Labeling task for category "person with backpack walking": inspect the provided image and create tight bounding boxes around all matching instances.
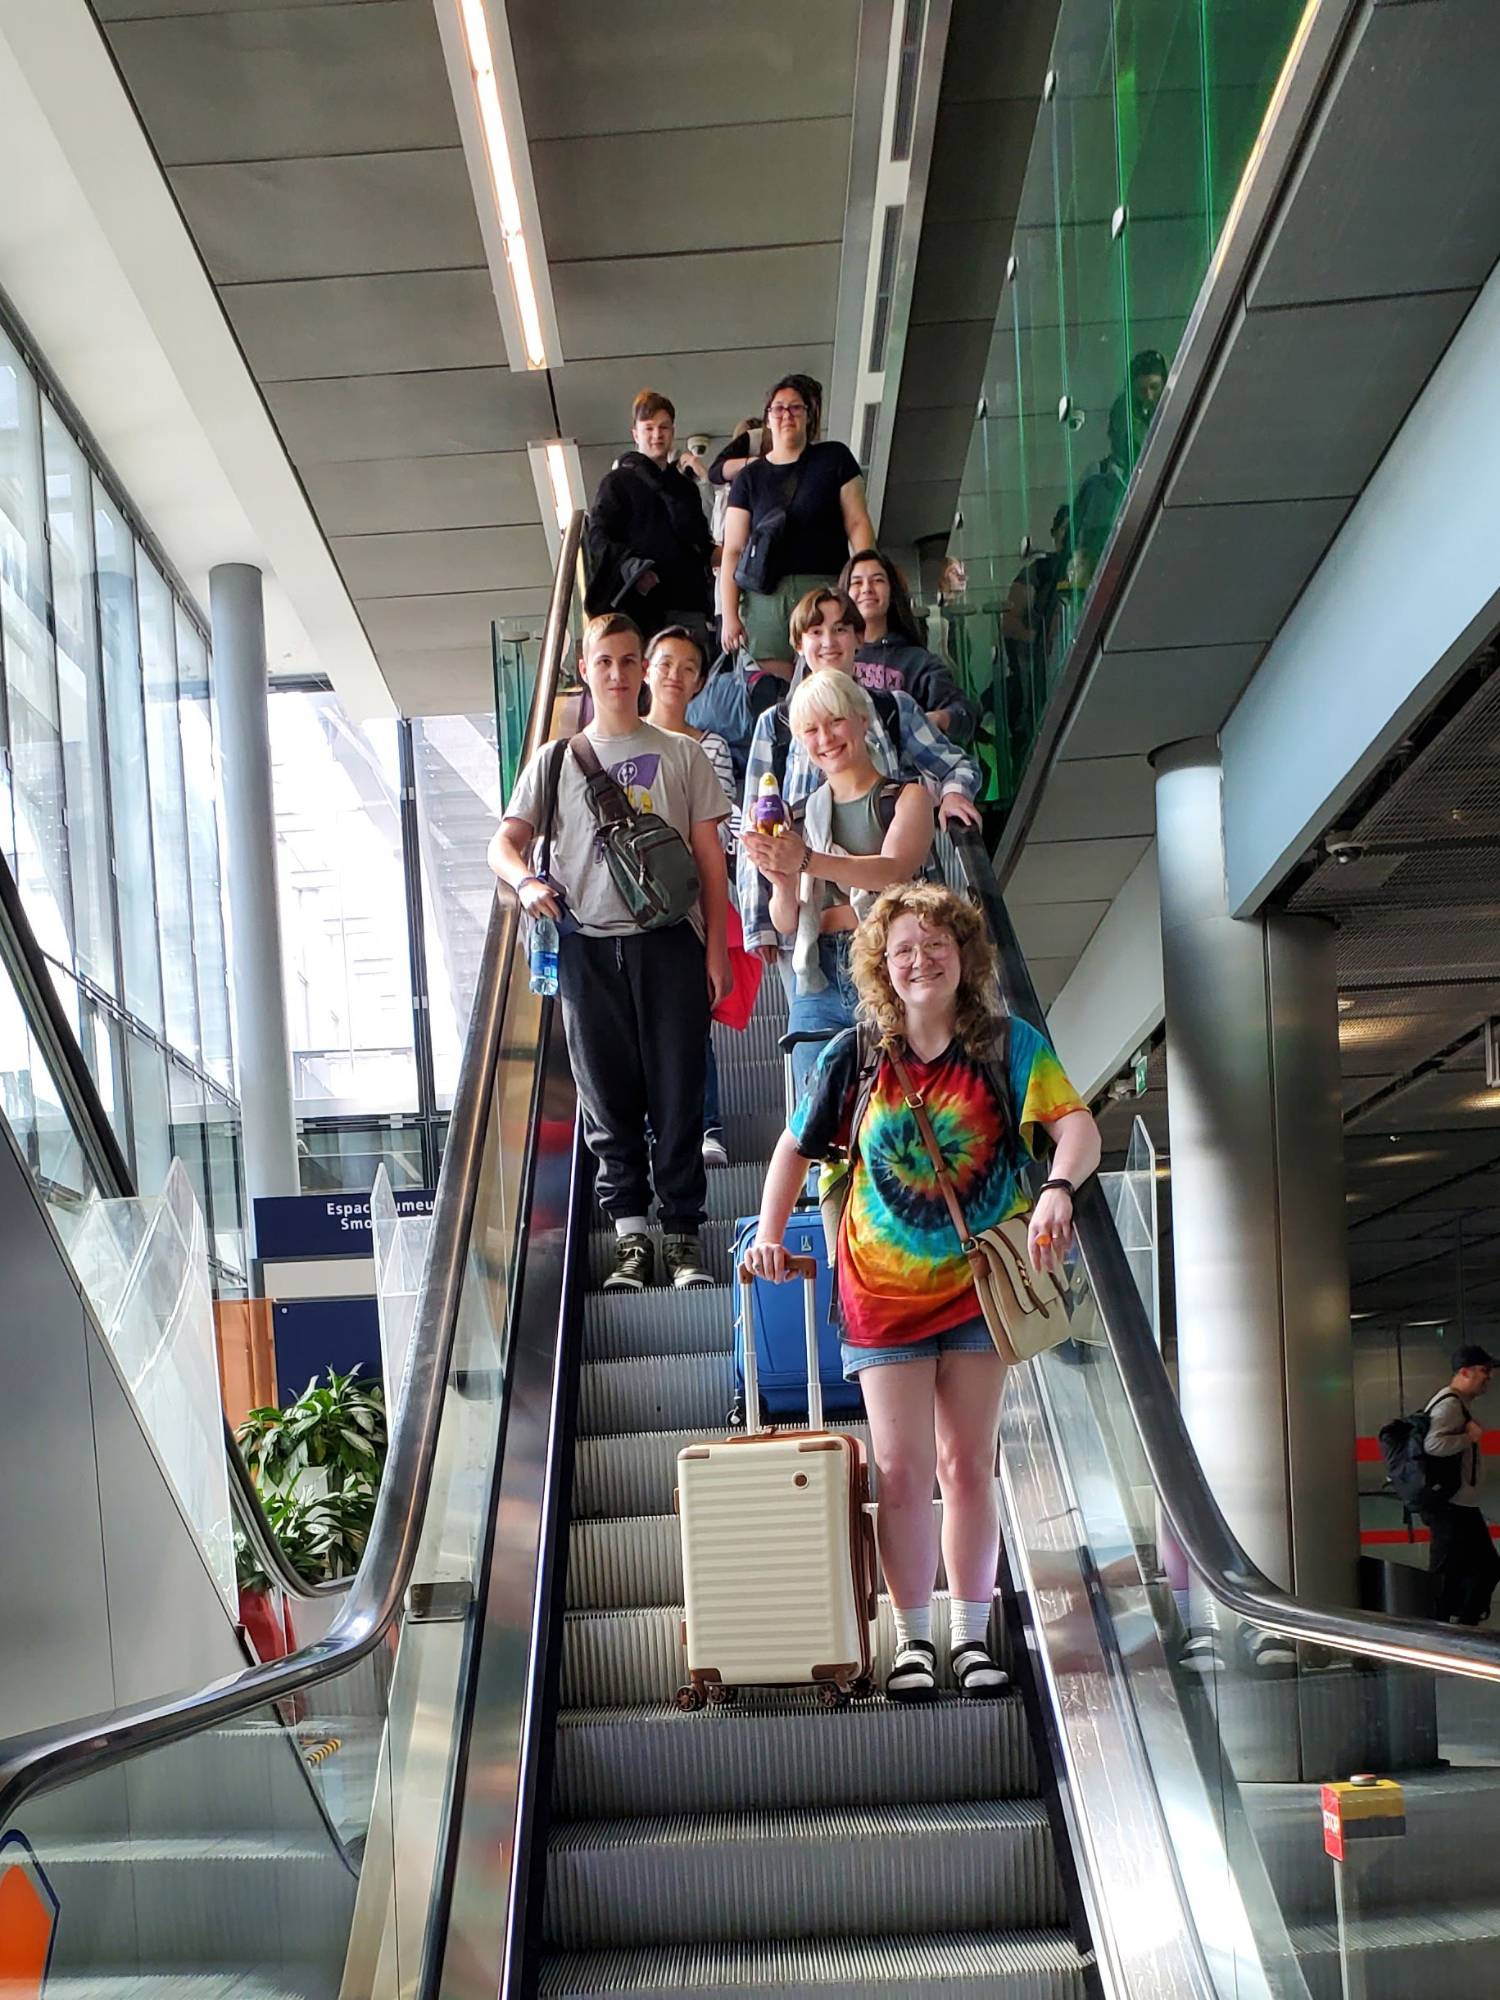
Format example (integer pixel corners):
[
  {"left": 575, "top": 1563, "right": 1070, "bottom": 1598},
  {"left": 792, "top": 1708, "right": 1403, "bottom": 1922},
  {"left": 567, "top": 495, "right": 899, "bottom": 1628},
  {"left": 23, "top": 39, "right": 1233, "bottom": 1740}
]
[
  {"left": 736, "top": 587, "right": 982, "bottom": 970},
  {"left": 1416, "top": 1345, "right": 1499, "bottom": 1625},
  {"left": 719, "top": 375, "right": 875, "bottom": 681},
  {"left": 747, "top": 882, "right": 1100, "bottom": 1700},
  {"left": 488, "top": 613, "right": 731, "bottom": 1293},
  {"left": 585, "top": 389, "right": 714, "bottom": 642},
  {"left": 741, "top": 669, "right": 935, "bottom": 1092}
]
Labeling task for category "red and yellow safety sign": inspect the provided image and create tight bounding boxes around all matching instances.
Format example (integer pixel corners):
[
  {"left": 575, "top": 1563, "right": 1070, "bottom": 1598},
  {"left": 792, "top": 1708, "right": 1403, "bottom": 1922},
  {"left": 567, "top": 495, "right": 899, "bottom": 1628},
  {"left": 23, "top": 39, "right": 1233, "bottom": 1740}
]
[{"left": 1321, "top": 1777, "right": 1405, "bottom": 1863}]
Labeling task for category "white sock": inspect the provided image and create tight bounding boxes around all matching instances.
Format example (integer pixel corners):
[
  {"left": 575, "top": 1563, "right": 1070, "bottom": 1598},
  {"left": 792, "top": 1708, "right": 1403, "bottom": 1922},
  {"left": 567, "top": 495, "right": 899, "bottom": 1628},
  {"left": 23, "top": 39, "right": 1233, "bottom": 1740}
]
[
  {"left": 893, "top": 1601, "right": 933, "bottom": 1648},
  {"left": 950, "top": 1597, "right": 993, "bottom": 1650},
  {"left": 613, "top": 1215, "right": 650, "bottom": 1239}
]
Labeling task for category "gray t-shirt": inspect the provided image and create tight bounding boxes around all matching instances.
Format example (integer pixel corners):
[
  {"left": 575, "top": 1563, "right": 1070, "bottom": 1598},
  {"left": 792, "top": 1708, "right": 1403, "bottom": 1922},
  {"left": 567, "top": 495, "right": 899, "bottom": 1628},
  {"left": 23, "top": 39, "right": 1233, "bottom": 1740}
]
[{"left": 505, "top": 723, "right": 728, "bottom": 938}]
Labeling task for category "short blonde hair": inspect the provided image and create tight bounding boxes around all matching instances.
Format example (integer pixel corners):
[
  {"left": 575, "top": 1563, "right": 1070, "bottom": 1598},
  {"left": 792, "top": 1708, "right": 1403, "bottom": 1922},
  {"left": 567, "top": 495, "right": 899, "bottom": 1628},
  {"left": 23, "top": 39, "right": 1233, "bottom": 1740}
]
[
  {"left": 849, "top": 881, "right": 1005, "bottom": 1060},
  {"left": 788, "top": 666, "right": 874, "bottom": 738}
]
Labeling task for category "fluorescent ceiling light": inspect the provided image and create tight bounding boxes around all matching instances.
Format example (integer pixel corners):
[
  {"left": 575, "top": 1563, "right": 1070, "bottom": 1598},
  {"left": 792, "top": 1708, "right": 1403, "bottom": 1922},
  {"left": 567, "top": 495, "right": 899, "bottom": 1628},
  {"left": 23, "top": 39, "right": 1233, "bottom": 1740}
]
[
  {"left": 527, "top": 440, "right": 585, "bottom": 561},
  {"left": 448, "top": 0, "right": 557, "bottom": 371}
]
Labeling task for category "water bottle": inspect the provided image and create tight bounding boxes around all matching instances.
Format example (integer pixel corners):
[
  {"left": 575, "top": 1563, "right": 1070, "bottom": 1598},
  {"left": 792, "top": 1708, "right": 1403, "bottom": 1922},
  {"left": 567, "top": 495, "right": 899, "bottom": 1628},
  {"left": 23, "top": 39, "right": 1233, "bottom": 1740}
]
[{"left": 528, "top": 913, "right": 560, "bottom": 997}]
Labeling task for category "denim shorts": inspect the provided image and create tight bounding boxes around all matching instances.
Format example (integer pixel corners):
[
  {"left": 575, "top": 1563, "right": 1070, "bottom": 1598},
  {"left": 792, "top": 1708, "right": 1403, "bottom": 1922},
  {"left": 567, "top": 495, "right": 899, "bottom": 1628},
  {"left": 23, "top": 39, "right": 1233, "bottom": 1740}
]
[{"left": 841, "top": 1312, "right": 997, "bottom": 1379}]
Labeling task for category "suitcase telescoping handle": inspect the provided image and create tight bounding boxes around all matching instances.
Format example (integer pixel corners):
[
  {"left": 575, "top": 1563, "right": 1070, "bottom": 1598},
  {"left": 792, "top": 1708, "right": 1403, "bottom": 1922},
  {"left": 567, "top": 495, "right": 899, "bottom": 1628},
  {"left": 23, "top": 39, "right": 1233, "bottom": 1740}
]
[{"left": 737, "top": 1253, "right": 821, "bottom": 1431}]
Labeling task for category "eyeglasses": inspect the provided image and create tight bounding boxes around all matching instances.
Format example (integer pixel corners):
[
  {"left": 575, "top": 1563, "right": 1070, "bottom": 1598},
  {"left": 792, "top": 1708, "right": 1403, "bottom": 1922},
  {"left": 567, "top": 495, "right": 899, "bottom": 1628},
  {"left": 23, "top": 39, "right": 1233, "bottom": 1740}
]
[
  {"left": 768, "top": 401, "right": 806, "bottom": 417},
  {"left": 887, "top": 939, "right": 957, "bottom": 970}
]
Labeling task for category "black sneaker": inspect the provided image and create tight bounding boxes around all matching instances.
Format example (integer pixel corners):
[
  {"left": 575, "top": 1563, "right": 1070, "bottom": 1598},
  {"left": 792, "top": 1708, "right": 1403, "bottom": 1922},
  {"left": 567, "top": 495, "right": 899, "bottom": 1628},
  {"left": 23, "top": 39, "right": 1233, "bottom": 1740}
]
[
  {"left": 604, "top": 1232, "right": 653, "bottom": 1292},
  {"left": 661, "top": 1233, "right": 714, "bottom": 1289}
]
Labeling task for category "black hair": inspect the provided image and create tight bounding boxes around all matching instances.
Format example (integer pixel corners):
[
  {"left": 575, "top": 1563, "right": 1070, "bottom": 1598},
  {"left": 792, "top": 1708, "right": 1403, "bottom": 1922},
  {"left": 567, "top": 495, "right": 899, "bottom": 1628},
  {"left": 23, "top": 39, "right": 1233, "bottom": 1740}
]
[
  {"left": 836, "top": 547, "right": 924, "bottom": 647},
  {"left": 764, "top": 373, "right": 823, "bottom": 443},
  {"left": 645, "top": 623, "right": 707, "bottom": 682}
]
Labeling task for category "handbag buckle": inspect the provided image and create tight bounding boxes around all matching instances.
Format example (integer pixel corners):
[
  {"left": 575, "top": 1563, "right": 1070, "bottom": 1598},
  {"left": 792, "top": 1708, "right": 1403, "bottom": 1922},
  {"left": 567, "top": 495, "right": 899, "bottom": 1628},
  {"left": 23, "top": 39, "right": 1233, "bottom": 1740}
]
[{"left": 903, "top": 1089, "right": 925, "bottom": 1110}]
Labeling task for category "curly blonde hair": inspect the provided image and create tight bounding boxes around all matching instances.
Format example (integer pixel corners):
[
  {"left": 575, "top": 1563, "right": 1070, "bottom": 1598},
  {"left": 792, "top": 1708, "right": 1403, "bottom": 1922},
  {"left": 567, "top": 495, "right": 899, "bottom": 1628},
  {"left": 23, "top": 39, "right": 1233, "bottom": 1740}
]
[{"left": 849, "top": 881, "right": 1005, "bottom": 1058}]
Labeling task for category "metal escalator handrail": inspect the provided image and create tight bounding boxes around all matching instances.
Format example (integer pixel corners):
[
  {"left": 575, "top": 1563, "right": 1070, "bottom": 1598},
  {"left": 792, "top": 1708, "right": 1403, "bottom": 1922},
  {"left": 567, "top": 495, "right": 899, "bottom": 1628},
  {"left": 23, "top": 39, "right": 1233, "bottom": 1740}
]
[
  {"left": 0, "top": 834, "right": 329, "bottom": 1603},
  {"left": 0, "top": 508, "right": 586, "bottom": 1826},
  {"left": 950, "top": 824, "right": 1500, "bottom": 1686}
]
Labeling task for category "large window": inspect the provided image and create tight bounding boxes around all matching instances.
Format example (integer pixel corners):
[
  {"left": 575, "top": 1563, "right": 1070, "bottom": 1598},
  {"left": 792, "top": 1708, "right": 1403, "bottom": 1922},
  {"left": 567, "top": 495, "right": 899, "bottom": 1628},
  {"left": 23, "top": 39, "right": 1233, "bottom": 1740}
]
[
  {"left": 0, "top": 303, "right": 245, "bottom": 1285},
  {"left": 270, "top": 689, "right": 418, "bottom": 1120}
]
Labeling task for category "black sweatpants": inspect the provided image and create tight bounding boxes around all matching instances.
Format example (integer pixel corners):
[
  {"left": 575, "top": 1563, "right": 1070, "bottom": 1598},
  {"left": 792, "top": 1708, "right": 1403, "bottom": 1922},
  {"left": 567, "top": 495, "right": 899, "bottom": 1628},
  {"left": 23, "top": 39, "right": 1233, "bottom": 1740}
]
[
  {"left": 557, "top": 922, "right": 710, "bottom": 1232},
  {"left": 1420, "top": 1501, "right": 1500, "bottom": 1624}
]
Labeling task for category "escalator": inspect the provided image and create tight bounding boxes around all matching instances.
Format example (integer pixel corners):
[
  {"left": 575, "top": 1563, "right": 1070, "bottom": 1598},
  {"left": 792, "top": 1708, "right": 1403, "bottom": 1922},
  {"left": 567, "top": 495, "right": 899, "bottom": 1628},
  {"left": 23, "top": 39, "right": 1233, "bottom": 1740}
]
[{"left": 6, "top": 517, "right": 1500, "bottom": 2000}]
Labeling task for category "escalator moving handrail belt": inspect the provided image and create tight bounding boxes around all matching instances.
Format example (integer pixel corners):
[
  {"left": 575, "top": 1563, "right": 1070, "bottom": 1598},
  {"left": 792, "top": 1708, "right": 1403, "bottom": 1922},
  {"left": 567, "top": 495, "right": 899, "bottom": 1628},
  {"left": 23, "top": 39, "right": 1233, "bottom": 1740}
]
[
  {"left": 0, "top": 508, "right": 587, "bottom": 1825},
  {"left": 949, "top": 825, "right": 1500, "bottom": 1686}
]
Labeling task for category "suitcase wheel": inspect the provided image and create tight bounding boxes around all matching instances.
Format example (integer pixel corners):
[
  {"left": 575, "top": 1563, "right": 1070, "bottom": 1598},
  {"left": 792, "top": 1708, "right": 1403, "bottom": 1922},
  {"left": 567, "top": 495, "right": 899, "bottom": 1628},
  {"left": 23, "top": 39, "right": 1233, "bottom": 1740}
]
[
  {"left": 816, "top": 1682, "right": 851, "bottom": 1710},
  {"left": 705, "top": 1683, "right": 739, "bottom": 1708},
  {"left": 674, "top": 1684, "right": 706, "bottom": 1713},
  {"left": 850, "top": 1674, "right": 877, "bottom": 1701}
]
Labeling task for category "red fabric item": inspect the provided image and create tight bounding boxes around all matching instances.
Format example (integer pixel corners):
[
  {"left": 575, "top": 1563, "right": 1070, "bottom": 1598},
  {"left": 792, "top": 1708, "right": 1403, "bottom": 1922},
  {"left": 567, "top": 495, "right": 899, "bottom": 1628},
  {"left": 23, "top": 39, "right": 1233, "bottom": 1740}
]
[{"left": 712, "top": 903, "right": 763, "bottom": 1031}]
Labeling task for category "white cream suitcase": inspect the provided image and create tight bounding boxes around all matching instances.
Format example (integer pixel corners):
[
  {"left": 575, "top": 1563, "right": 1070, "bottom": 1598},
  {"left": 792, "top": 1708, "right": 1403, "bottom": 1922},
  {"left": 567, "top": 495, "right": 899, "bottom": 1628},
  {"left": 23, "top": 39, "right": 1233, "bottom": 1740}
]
[{"left": 674, "top": 1255, "right": 878, "bottom": 1709}]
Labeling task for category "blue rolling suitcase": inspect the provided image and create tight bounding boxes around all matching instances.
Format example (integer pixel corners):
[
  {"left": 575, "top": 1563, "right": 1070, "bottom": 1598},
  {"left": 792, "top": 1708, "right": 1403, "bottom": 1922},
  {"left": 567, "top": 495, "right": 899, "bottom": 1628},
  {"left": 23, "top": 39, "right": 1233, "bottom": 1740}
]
[{"left": 730, "top": 1212, "right": 863, "bottom": 1422}]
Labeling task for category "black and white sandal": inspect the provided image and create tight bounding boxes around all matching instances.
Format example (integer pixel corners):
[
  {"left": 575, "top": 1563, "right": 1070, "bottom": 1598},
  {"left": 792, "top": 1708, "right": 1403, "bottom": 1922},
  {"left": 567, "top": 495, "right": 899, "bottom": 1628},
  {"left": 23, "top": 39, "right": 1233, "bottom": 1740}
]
[
  {"left": 951, "top": 1640, "right": 1009, "bottom": 1698},
  {"left": 885, "top": 1639, "right": 938, "bottom": 1702}
]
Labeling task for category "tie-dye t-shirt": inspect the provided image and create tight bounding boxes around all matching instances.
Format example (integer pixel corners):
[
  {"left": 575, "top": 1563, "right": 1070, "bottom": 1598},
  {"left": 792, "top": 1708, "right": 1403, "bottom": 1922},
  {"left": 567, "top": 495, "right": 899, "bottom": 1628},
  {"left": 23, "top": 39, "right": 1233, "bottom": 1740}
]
[{"left": 789, "top": 1020, "right": 1084, "bottom": 1347}]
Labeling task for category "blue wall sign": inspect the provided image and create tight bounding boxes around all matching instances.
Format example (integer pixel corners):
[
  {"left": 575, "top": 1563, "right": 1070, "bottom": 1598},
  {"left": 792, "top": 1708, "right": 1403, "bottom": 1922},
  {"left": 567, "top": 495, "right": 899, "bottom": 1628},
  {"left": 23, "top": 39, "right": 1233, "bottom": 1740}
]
[{"left": 254, "top": 1188, "right": 436, "bottom": 1262}]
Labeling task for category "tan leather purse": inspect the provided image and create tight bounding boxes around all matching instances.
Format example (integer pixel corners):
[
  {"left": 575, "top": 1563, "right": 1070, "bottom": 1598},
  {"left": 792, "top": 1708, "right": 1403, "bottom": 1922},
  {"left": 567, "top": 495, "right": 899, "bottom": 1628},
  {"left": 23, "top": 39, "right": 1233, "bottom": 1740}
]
[{"left": 883, "top": 1043, "right": 1069, "bottom": 1367}]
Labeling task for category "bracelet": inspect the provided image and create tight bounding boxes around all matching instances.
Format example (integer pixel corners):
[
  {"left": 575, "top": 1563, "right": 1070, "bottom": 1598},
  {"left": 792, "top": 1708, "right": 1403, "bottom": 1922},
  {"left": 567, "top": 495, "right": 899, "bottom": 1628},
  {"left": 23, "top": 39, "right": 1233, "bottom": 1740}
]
[
  {"left": 517, "top": 874, "right": 545, "bottom": 895},
  {"left": 1040, "top": 1177, "right": 1075, "bottom": 1198}
]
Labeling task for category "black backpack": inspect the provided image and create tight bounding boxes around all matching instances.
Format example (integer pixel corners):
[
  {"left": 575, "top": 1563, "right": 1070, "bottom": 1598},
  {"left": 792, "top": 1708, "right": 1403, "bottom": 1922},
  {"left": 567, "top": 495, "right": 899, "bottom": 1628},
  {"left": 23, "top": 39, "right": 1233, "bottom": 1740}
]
[{"left": 1379, "top": 1391, "right": 1465, "bottom": 1509}]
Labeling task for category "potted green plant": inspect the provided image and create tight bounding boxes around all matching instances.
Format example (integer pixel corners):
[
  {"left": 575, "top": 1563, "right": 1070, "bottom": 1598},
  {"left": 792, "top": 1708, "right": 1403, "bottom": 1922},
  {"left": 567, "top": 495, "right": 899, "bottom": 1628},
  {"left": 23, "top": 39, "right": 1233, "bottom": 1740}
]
[{"left": 234, "top": 1367, "right": 388, "bottom": 1658}]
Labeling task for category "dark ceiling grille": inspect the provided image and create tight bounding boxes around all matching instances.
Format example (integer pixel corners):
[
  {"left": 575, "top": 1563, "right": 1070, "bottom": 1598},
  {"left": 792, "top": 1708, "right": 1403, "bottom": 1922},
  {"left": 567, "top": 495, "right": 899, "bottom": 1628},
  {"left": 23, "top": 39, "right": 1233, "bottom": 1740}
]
[
  {"left": 867, "top": 203, "right": 905, "bottom": 374},
  {"left": 890, "top": 0, "right": 926, "bottom": 162}
]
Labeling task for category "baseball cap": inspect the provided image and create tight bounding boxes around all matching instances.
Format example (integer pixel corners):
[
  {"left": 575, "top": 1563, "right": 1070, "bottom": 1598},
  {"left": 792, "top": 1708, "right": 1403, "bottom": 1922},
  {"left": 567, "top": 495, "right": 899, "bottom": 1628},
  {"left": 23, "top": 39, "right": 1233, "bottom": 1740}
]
[{"left": 1451, "top": 1343, "right": 1496, "bottom": 1372}]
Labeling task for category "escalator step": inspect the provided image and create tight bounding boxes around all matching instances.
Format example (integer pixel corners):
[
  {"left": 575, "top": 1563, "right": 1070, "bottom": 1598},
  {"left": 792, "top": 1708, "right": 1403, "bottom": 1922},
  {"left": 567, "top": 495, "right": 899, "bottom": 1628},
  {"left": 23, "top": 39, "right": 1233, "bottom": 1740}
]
[
  {"left": 553, "top": 1695, "right": 1037, "bottom": 1818},
  {"left": 722, "top": 1107, "right": 786, "bottom": 1160},
  {"left": 583, "top": 1254, "right": 738, "bottom": 1336},
  {"left": 578, "top": 1350, "right": 734, "bottom": 1437},
  {"left": 38, "top": 1979, "right": 328, "bottom": 2000},
  {"left": 561, "top": 1593, "right": 1013, "bottom": 1709},
  {"left": 565, "top": 1505, "right": 956, "bottom": 1611},
  {"left": 539, "top": 1929, "right": 1089, "bottom": 1999},
  {"left": 572, "top": 1423, "right": 871, "bottom": 1520},
  {"left": 543, "top": 1799, "right": 1063, "bottom": 1947}
]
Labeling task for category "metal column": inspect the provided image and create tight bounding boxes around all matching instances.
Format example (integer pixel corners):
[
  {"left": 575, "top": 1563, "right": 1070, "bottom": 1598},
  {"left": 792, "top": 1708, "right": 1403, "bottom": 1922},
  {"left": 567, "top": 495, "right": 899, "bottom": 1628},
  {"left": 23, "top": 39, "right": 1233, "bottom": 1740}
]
[
  {"left": 1153, "top": 738, "right": 1358, "bottom": 1608},
  {"left": 210, "top": 564, "right": 299, "bottom": 1239}
]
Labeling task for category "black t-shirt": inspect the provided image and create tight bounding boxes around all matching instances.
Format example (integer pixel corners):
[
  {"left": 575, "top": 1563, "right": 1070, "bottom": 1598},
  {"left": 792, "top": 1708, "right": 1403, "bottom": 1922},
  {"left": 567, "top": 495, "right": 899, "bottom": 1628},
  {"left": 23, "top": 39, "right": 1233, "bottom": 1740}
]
[{"left": 728, "top": 440, "right": 862, "bottom": 583}]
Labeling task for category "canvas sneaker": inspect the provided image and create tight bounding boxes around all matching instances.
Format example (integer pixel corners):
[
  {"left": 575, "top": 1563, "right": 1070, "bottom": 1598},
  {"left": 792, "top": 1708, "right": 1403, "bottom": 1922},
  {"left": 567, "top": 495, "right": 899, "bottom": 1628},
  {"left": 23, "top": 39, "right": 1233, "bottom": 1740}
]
[
  {"left": 603, "top": 1232, "right": 653, "bottom": 1292},
  {"left": 701, "top": 1129, "right": 730, "bottom": 1170},
  {"left": 661, "top": 1233, "right": 715, "bottom": 1289}
]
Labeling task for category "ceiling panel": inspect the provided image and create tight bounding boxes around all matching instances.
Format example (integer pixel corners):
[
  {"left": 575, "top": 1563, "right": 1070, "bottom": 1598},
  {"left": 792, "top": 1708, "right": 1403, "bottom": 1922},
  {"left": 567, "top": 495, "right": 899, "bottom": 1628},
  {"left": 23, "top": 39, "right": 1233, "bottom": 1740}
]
[
  {"left": 300, "top": 453, "right": 539, "bottom": 538},
  {"left": 380, "top": 647, "right": 517, "bottom": 721},
  {"left": 507, "top": 0, "right": 860, "bottom": 142},
  {"left": 264, "top": 369, "right": 554, "bottom": 463},
  {"left": 333, "top": 526, "right": 551, "bottom": 600},
  {"left": 531, "top": 121, "right": 850, "bottom": 264},
  {"left": 107, "top": 3, "right": 456, "bottom": 164},
  {"left": 552, "top": 346, "right": 830, "bottom": 452},
  {"left": 1028, "top": 756, "right": 1157, "bottom": 844},
  {"left": 1250, "top": 0, "right": 1500, "bottom": 310},
  {"left": 358, "top": 589, "right": 552, "bottom": 653},
  {"left": 171, "top": 151, "right": 484, "bottom": 283},
  {"left": 1167, "top": 290, "right": 1476, "bottom": 508},
  {"left": 1012, "top": 899, "right": 1111, "bottom": 961},
  {"left": 551, "top": 245, "right": 840, "bottom": 361},
  {"left": 1104, "top": 497, "right": 1351, "bottom": 654},
  {"left": 1006, "top": 836, "right": 1151, "bottom": 907},
  {"left": 222, "top": 269, "right": 504, "bottom": 383},
  {"left": 1060, "top": 644, "right": 1263, "bottom": 759}
]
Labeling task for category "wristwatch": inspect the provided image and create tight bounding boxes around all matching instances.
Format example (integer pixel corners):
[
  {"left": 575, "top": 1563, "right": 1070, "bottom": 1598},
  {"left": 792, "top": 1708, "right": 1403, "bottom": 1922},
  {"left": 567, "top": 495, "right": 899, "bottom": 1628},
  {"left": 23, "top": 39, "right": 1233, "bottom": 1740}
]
[{"left": 1039, "top": 1177, "right": 1075, "bottom": 1198}]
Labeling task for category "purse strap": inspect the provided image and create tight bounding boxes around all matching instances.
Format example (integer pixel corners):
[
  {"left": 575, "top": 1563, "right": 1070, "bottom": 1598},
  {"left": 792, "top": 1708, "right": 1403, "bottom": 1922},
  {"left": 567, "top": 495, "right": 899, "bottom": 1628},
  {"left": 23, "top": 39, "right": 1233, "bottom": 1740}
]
[
  {"left": 568, "top": 733, "right": 635, "bottom": 827},
  {"left": 881, "top": 1040, "right": 977, "bottom": 1253}
]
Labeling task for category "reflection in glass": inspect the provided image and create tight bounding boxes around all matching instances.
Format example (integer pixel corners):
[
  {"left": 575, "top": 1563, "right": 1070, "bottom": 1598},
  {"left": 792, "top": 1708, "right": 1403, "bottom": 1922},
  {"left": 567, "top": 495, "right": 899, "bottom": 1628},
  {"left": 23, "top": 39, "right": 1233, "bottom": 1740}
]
[
  {"left": 298, "top": 1122, "right": 426, "bottom": 1196},
  {"left": 43, "top": 406, "right": 116, "bottom": 997},
  {"left": 0, "top": 330, "right": 71, "bottom": 962},
  {"left": 95, "top": 482, "right": 165, "bottom": 1033},
  {"left": 176, "top": 610, "right": 235, "bottom": 1088},
  {"left": 139, "top": 552, "right": 201, "bottom": 1065},
  {"left": 411, "top": 713, "right": 503, "bottom": 1110}
]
